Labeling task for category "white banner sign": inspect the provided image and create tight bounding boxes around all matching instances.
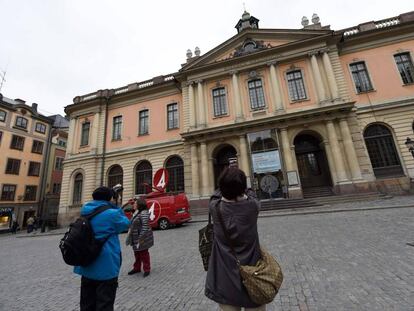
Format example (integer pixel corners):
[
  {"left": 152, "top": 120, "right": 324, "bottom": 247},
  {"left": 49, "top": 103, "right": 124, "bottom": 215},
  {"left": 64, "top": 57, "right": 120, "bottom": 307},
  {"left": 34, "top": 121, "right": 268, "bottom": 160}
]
[{"left": 252, "top": 150, "right": 281, "bottom": 174}]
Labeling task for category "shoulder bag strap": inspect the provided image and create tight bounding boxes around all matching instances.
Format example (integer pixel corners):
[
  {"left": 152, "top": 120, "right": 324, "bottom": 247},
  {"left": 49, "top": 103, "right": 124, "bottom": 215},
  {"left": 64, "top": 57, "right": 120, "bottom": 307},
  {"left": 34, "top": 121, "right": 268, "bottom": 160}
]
[
  {"left": 85, "top": 205, "right": 113, "bottom": 220},
  {"left": 215, "top": 202, "right": 240, "bottom": 266}
]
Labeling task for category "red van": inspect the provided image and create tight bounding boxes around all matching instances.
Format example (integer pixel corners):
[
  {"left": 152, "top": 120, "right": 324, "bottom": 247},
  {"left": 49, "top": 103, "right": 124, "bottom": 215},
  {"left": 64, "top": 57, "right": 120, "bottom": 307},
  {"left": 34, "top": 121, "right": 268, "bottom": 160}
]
[{"left": 123, "top": 191, "right": 191, "bottom": 230}]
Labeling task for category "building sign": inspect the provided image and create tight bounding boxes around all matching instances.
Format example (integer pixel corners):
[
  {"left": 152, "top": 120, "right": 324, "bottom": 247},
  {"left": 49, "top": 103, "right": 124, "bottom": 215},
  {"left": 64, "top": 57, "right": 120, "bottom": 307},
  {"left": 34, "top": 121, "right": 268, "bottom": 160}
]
[{"left": 251, "top": 150, "right": 281, "bottom": 174}]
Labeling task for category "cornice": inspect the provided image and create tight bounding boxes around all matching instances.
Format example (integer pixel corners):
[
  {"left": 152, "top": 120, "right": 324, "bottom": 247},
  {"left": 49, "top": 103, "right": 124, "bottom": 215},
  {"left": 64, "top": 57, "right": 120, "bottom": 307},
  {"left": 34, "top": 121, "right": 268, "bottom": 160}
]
[
  {"left": 181, "top": 101, "right": 355, "bottom": 141},
  {"left": 356, "top": 97, "right": 414, "bottom": 113}
]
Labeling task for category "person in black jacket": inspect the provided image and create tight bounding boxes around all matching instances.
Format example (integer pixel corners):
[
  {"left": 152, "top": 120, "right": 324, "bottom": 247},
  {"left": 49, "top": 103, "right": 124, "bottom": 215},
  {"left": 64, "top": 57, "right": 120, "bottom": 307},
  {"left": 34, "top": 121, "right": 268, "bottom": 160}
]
[{"left": 205, "top": 167, "right": 265, "bottom": 311}]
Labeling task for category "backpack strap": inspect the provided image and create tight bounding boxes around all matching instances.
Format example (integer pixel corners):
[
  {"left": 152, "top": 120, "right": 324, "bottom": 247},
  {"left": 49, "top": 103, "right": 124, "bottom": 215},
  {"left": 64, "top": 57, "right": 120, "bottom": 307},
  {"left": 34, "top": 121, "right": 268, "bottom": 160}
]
[{"left": 85, "top": 205, "right": 113, "bottom": 220}]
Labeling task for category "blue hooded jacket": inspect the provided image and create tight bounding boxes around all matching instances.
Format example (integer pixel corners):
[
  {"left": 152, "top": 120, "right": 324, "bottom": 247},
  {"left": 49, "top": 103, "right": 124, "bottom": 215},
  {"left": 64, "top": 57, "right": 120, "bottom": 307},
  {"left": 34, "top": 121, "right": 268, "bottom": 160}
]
[{"left": 74, "top": 200, "right": 130, "bottom": 280}]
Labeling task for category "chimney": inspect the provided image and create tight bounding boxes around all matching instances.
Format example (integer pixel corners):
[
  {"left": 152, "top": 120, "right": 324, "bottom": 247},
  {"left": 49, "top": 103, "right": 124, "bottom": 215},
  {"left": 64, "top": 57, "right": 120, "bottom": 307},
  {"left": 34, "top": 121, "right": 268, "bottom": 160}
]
[{"left": 31, "top": 103, "right": 38, "bottom": 112}]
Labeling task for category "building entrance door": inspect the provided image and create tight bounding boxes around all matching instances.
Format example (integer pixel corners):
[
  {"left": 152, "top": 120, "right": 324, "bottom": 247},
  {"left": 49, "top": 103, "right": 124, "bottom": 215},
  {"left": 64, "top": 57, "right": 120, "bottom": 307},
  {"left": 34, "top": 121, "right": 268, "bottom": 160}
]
[
  {"left": 294, "top": 134, "right": 332, "bottom": 189},
  {"left": 213, "top": 145, "right": 237, "bottom": 189}
]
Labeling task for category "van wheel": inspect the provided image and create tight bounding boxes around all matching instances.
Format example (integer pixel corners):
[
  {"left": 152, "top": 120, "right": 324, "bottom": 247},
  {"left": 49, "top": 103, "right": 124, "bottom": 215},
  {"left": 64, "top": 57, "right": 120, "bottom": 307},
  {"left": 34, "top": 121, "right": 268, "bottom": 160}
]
[{"left": 158, "top": 218, "right": 170, "bottom": 230}]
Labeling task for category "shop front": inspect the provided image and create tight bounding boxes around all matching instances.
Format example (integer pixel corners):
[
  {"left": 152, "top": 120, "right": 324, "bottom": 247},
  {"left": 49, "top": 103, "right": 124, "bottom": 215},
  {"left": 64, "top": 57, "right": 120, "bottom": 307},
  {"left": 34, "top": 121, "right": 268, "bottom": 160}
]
[{"left": 0, "top": 207, "right": 13, "bottom": 232}]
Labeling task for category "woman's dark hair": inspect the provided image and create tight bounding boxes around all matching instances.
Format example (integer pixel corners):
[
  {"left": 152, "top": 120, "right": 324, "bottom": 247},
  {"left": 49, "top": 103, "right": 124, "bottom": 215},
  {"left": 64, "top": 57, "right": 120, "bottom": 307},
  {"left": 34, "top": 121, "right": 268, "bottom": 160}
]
[
  {"left": 136, "top": 198, "right": 148, "bottom": 212},
  {"left": 218, "top": 167, "right": 247, "bottom": 200}
]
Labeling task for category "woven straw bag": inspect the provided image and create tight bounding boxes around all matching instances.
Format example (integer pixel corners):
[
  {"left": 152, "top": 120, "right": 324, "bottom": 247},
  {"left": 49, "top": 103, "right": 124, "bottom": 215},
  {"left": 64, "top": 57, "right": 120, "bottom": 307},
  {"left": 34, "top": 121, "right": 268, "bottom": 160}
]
[{"left": 239, "top": 247, "right": 283, "bottom": 304}]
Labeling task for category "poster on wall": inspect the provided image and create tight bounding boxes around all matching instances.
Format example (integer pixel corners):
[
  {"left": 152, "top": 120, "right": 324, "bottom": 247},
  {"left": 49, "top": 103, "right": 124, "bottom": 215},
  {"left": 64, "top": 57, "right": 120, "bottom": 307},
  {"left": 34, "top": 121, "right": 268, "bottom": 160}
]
[{"left": 252, "top": 150, "right": 281, "bottom": 174}]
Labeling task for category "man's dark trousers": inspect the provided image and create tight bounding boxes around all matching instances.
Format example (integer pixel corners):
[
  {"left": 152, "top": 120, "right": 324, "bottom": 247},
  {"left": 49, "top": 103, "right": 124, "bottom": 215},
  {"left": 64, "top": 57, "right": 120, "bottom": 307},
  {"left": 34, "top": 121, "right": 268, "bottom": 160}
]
[{"left": 80, "top": 276, "right": 118, "bottom": 311}]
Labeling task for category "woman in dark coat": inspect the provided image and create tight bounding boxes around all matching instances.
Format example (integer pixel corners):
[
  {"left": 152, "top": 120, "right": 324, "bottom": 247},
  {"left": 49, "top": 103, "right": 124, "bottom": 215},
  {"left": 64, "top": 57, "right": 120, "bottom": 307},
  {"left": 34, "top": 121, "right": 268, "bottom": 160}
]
[
  {"left": 127, "top": 198, "right": 154, "bottom": 277},
  {"left": 205, "top": 167, "right": 265, "bottom": 311}
]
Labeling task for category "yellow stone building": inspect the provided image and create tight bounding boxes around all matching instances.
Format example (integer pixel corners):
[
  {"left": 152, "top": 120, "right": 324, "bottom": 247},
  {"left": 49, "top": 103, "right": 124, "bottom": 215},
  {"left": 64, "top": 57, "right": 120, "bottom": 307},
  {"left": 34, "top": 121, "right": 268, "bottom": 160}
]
[
  {"left": 0, "top": 95, "right": 53, "bottom": 230},
  {"left": 58, "top": 11, "right": 414, "bottom": 226}
]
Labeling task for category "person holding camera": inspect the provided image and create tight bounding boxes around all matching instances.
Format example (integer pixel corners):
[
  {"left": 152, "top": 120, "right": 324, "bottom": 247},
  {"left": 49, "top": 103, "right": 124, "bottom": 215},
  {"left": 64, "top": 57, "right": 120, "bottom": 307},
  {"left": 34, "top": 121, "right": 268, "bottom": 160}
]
[
  {"left": 74, "top": 186, "right": 130, "bottom": 311},
  {"left": 205, "top": 167, "right": 265, "bottom": 311},
  {"left": 126, "top": 198, "right": 154, "bottom": 277}
]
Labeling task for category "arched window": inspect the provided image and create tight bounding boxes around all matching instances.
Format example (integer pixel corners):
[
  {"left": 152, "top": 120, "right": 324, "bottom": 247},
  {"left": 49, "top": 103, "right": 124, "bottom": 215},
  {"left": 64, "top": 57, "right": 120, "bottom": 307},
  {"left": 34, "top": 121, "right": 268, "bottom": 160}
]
[
  {"left": 135, "top": 161, "right": 152, "bottom": 194},
  {"left": 165, "top": 156, "right": 184, "bottom": 193},
  {"left": 108, "top": 165, "right": 123, "bottom": 188},
  {"left": 364, "top": 124, "right": 403, "bottom": 177},
  {"left": 73, "top": 173, "right": 83, "bottom": 205}
]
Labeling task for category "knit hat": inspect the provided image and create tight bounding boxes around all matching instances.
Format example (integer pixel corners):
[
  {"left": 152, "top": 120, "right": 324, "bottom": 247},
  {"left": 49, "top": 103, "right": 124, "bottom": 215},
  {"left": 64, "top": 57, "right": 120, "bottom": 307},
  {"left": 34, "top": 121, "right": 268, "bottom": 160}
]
[{"left": 92, "top": 186, "right": 114, "bottom": 201}]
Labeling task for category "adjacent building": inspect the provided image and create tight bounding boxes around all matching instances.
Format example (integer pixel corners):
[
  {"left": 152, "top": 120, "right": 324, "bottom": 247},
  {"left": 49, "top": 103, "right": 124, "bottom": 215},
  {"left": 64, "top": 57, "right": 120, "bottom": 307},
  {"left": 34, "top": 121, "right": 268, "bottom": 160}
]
[
  {"left": 58, "top": 11, "right": 414, "bottom": 226},
  {"left": 0, "top": 94, "right": 53, "bottom": 231},
  {"left": 43, "top": 115, "right": 69, "bottom": 227}
]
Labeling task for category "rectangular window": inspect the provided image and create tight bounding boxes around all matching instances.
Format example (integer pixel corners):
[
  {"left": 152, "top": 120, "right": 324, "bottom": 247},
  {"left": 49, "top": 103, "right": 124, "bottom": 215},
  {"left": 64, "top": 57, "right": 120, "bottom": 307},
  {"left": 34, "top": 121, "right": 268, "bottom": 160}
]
[
  {"left": 55, "top": 157, "right": 64, "bottom": 170},
  {"left": 15, "top": 116, "right": 28, "bottom": 129},
  {"left": 35, "top": 122, "right": 46, "bottom": 134},
  {"left": 0, "top": 131, "right": 2, "bottom": 144},
  {"left": 1, "top": 184, "right": 16, "bottom": 201},
  {"left": 286, "top": 70, "right": 307, "bottom": 101},
  {"left": 31, "top": 140, "right": 44, "bottom": 154},
  {"left": 167, "top": 103, "right": 179, "bottom": 129},
  {"left": 394, "top": 53, "right": 414, "bottom": 84},
  {"left": 6, "top": 158, "right": 21, "bottom": 175},
  {"left": 80, "top": 122, "right": 90, "bottom": 146},
  {"left": 212, "top": 87, "right": 227, "bottom": 117},
  {"left": 10, "top": 135, "right": 25, "bottom": 150},
  {"left": 112, "top": 116, "right": 122, "bottom": 140},
  {"left": 139, "top": 110, "right": 149, "bottom": 135},
  {"left": 24, "top": 185, "right": 37, "bottom": 201},
  {"left": 52, "top": 183, "right": 61, "bottom": 194},
  {"left": 0, "top": 110, "right": 6, "bottom": 122},
  {"left": 28, "top": 161, "right": 41, "bottom": 176},
  {"left": 350, "top": 62, "right": 373, "bottom": 93},
  {"left": 248, "top": 79, "right": 266, "bottom": 110}
]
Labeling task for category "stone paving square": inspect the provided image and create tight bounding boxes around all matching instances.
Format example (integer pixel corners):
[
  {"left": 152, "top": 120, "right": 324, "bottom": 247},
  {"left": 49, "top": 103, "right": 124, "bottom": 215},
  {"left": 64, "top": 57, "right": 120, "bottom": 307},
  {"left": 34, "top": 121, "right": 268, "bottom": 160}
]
[{"left": 1, "top": 207, "right": 414, "bottom": 311}]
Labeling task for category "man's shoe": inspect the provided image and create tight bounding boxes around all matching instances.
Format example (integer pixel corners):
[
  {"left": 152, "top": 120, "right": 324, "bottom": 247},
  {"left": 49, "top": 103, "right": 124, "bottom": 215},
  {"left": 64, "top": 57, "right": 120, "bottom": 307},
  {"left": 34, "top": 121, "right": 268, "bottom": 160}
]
[
  {"left": 143, "top": 271, "right": 150, "bottom": 277},
  {"left": 128, "top": 269, "right": 140, "bottom": 275}
]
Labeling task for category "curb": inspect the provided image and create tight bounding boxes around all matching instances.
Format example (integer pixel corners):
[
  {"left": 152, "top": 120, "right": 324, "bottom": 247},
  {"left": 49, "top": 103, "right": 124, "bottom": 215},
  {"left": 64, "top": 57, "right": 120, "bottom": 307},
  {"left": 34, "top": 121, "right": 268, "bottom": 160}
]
[{"left": 189, "top": 204, "right": 414, "bottom": 223}]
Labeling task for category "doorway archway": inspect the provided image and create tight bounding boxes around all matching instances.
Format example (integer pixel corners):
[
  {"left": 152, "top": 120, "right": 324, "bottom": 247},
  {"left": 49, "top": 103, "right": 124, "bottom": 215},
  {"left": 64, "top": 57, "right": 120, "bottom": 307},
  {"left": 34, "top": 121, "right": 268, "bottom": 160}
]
[
  {"left": 213, "top": 144, "right": 237, "bottom": 188},
  {"left": 294, "top": 133, "right": 332, "bottom": 190}
]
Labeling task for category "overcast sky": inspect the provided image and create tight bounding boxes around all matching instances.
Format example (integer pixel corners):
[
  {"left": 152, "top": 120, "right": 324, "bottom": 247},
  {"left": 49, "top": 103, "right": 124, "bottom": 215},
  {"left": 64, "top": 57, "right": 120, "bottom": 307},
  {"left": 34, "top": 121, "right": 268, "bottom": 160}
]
[{"left": 0, "top": 0, "right": 412, "bottom": 116}]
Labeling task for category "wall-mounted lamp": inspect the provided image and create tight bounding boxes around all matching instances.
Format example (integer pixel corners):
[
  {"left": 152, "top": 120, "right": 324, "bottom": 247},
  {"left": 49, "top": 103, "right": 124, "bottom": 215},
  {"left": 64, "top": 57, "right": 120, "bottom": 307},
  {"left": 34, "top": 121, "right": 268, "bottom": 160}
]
[{"left": 405, "top": 137, "right": 414, "bottom": 158}]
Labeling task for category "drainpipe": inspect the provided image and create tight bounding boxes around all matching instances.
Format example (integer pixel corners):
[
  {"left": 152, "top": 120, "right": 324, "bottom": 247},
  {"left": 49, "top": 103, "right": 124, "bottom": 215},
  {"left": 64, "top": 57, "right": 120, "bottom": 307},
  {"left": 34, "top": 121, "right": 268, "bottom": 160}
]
[
  {"left": 39, "top": 121, "right": 53, "bottom": 232},
  {"left": 100, "top": 92, "right": 110, "bottom": 186}
]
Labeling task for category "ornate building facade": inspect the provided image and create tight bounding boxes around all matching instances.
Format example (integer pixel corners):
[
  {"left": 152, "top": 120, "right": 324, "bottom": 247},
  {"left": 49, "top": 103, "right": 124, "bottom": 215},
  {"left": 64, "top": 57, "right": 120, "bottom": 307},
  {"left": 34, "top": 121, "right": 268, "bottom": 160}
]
[{"left": 58, "top": 11, "right": 414, "bottom": 225}]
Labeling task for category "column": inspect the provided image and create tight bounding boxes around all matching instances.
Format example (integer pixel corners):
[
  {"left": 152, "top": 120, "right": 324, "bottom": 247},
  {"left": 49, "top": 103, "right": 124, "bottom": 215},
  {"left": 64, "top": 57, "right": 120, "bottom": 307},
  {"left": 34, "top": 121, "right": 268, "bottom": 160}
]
[
  {"left": 326, "top": 120, "right": 349, "bottom": 182},
  {"left": 322, "top": 141, "right": 337, "bottom": 184},
  {"left": 200, "top": 142, "right": 210, "bottom": 196},
  {"left": 190, "top": 144, "right": 200, "bottom": 196},
  {"left": 239, "top": 135, "right": 250, "bottom": 176},
  {"left": 280, "top": 128, "right": 294, "bottom": 171},
  {"left": 188, "top": 82, "right": 196, "bottom": 128},
  {"left": 66, "top": 117, "right": 76, "bottom": 155},
  {"left": 322, "top": 52, "right": 339, "bottom": 100},
  {"left": 268, "top": 62, "right": 284, "bottom": 111},
  {"left": 90, "top": 112, "right": 100, "bottom": 151},
  {"left": 339, "top": 118, "right": 363, "bottom": 180},
  {"left": 231, "top": 71, "right": 244, "bottom": 121},
  {"left": 197, "top": 80, "right": 206, "bottom": 127},
  {"left": 309, "top": 53, "right": 327, "bottom": 102}
]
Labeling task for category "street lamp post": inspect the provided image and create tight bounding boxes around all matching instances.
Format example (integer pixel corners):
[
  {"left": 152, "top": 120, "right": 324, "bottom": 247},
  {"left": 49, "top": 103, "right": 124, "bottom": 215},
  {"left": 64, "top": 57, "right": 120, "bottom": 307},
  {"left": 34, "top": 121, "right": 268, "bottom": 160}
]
[{"left": 405, "top": 137, "right": 414, "bottom": 247}]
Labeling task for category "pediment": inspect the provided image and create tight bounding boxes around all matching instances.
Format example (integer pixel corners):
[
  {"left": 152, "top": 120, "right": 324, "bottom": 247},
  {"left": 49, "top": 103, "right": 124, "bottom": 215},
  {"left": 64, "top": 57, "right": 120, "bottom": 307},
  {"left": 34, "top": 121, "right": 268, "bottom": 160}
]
[{"left": 181, "top": 28, "right": 331, "bottom": 71}]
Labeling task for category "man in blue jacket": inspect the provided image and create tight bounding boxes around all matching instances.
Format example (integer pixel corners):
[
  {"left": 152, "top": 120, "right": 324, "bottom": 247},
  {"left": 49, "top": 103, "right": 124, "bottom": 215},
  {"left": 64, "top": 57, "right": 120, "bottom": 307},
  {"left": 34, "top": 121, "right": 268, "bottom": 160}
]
[{"left": 74, "top": 186, "right": 130, "bottom": 311}]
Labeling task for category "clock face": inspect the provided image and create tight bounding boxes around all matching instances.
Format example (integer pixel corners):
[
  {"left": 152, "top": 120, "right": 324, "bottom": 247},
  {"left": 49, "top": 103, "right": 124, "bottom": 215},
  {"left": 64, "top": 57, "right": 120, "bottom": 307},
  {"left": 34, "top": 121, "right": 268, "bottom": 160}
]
[{"left": 260, "top": 175, "right": 279, "bottom": 193}]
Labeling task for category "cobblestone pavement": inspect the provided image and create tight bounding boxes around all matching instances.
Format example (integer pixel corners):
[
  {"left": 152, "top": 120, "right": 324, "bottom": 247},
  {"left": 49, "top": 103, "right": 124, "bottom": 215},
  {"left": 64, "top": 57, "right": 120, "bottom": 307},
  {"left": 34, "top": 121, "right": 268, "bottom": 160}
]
[{"left": 1, "top": 207, "right": 414, "bottom": 311}]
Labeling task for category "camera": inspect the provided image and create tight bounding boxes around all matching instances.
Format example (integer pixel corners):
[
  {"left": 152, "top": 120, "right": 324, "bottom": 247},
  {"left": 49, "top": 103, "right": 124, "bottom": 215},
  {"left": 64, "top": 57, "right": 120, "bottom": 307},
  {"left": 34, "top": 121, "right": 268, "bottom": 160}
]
[{"left": 112, "top": 184, "right": 124, "bottom": 200}]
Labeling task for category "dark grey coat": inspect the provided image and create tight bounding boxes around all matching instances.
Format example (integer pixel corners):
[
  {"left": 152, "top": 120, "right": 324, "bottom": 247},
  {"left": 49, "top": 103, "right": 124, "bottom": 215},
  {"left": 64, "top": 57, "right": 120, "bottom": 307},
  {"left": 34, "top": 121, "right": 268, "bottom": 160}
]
[
  {"left": 130, "top": 210, "right": 154, "bottom": 252},
  {"left": 205, "top": 190, "right": 262, "bottom": 308}
]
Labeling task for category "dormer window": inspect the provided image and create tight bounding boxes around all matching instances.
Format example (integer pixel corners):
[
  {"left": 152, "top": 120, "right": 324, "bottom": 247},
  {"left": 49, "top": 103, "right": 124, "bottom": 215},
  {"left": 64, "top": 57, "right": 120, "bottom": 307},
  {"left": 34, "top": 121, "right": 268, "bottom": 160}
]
[{"left": 15, "top": 116, "right": 28, "bottom": 129}]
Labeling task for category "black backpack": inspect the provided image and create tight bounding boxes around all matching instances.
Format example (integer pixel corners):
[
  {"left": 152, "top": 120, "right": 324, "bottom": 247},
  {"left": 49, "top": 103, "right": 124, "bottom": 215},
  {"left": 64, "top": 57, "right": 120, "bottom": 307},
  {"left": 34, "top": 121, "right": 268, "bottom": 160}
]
[{"left": 59, "top": 205, "right": 112, "bottom": 267}]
